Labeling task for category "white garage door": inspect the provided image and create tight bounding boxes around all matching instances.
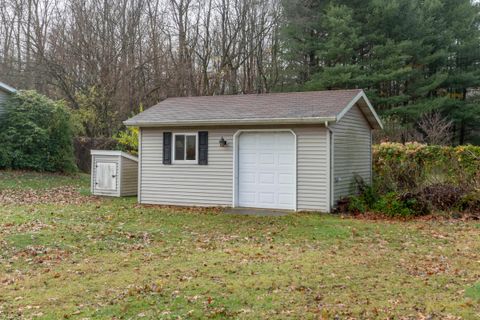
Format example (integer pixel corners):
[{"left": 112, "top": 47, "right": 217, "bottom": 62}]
[{"left": 237, "top": 131, "right": 296, "bottom": 210}]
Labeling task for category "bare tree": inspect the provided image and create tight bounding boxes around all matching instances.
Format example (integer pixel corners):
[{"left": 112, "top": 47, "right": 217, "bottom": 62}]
[
  {"left": 417, "top": 111, "right": 453, "bottom": 145},
  {"left": 0, "top": 0, "right": 284, "bottom": 137}
]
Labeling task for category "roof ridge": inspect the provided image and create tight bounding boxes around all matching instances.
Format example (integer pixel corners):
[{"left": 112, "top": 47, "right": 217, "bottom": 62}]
[{"left": 164, "top": 89, "right": 363, "bottom": 100}]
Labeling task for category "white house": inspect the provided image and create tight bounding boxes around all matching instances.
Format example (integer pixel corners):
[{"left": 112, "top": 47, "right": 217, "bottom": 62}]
[{"left": 124, "top": 89, "right": 383, "bottom": 212}]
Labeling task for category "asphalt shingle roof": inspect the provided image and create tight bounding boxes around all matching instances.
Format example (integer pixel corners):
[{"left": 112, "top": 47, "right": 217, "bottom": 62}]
[{"left": 124, "top": 89, "right": 381, "bottom": 128}]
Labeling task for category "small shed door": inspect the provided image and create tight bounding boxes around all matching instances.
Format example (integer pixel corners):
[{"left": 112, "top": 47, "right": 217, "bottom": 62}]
[{"left": 95, "top": 162, "right": 118, "bottom": 191}]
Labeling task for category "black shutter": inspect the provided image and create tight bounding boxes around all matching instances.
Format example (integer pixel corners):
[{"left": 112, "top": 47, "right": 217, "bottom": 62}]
[
  {"left": 198, "top": 131, "right": 208, "bottom": 165},
  {"left": 163, "top": 132, "right": 172, "bottom": 164}
]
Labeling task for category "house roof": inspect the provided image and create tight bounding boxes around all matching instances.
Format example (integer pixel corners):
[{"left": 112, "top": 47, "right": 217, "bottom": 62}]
[
  {"left": 0, "top": 81, "right": 17, "bottom": 94},
  {"left": 124, "top": 89, "right": 383, "bottom": 129}
]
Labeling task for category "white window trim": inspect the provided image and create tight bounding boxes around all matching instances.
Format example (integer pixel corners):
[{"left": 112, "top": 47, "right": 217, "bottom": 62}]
[{"left": 172, "top": 132, "right": 199, "bottom": 164}]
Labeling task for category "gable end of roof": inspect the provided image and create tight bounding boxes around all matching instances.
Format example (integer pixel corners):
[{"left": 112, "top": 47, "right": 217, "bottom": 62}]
[{"left": 336, "top": 90, "right": 383, "bottom": 130}]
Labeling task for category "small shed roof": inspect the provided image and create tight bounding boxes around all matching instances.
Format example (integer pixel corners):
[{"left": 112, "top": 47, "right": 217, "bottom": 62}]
[
  {"left": 124, "top": 89, "right": 383, "bottom": 129},
  {"left": 91, "top": 150, "right": 138, "bottom": 162},
  {"left": 0, "top": 81, "right": 17, "bottom": 94}
]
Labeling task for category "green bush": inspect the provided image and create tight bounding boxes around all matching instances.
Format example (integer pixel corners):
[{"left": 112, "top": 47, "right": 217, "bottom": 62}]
[
  {"left": 114, "top": 126, "right": 138, "bottom": 156},
  {"left": 372, "top": 193, "right": 415, "bottom": 217},
  {"left": 373, "top": 142, "right": 480, "bottom": 192},
  {"left": 0, "top": 91, "right": 76, "bottom": 172},
  {"left": 113, "top": 105, "right": 142, "bottom": 156},
  {"left": 346, "top": 195, "right": 367, "bottom": 214}
]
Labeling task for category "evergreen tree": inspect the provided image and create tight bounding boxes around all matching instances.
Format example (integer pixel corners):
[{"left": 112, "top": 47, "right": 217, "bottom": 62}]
[{"left": 281, "top": 0, "right": 480, "bottom": 144}]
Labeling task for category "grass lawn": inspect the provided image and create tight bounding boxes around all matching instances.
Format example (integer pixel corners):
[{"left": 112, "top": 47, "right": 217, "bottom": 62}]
[{"left": 0, "top": 171, "right": 479, "bottom": 319}]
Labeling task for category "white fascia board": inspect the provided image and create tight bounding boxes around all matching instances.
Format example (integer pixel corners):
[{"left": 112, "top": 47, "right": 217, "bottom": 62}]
[
  {"left": 0, "top": 82, "right": 17, "bottom": 94},
  {"left": 123, "top": 116, "right": 338, "bottom": 127},
  {"left": 336, "top": 90, "right": 384, "bottom": 129}
]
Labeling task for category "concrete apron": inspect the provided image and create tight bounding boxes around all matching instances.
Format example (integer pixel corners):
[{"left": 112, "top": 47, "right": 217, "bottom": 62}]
[{"left": 223, "top": 207, "right": 292, "bottom": 217}]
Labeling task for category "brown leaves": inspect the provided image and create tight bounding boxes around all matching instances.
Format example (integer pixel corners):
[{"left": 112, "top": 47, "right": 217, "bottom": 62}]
[
  {"left": 0, "top": 186, "right": 100, "bottom": 205},
  {"left": 12, "top": 246, "right": 71, "bottom": 266}
]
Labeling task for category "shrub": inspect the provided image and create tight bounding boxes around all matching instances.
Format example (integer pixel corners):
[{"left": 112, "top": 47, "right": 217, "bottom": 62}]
[
  {"left": 459, "top": 190, "right": 480, "bottom": 213},
  {"left": 420, "top": 184, "right": 466, "bottom": 211},
  {"left": 114, "top": 126, "right": 138, "bottom": 156},
  {"left": 398, "top": 192, "right": 431, "bottom": 216},
  {"left": 373, "top": 142, "right": 480, "bottom": 192},
  {"left": 0, "top": 91, "right": 76, "bottom": 172},
  {"left": 372, "top": 193, "right": 415, "bottom": 217},
  {"left": 113, "top": 105, "right": 142, "bottom": 156},
  {"left": 346, "top": 195, "right": 367, "bottom": 214}
]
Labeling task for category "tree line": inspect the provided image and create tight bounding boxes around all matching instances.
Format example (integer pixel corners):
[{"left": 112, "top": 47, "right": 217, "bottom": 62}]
[{"left": 1, "top": 0, "right": 479, "bottom": 144}]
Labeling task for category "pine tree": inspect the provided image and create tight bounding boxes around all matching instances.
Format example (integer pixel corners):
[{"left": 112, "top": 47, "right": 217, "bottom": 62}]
[{"left": 281, "top": 0, "right": 480, "bottom": 144}]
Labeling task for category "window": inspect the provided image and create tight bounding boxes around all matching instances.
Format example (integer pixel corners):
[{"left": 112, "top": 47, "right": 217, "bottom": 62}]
[{"left": 173, "top": 133, "right": 197, "bottom": 163}]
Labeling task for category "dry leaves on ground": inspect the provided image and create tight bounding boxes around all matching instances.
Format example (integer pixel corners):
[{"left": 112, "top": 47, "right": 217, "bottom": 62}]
[{"left": 0, "top": 187, "right": 100, "bottom": 205}]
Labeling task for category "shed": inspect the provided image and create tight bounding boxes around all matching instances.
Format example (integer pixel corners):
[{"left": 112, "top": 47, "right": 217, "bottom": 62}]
[
  {"left": 0, "top": 81, "right": 17, "bottom": 118},
  {"left": 124, "top": 89, "right": 383, "bottom": 212},
  {"left": 91, "top": 150, "right": 138, "bottom": 197}
]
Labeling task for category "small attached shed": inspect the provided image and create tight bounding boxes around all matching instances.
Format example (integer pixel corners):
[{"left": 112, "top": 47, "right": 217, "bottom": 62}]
[
  {"left": 91, "top": 150, "right": 138, "bottom": 197},
  {"left": 124, "top": 89, "right": 383, "bottom": 212}
]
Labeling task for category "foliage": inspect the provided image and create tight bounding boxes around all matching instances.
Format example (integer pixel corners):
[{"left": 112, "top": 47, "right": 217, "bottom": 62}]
[
  {"left": 114, "top": 126, "right": 139, "bottom": 155},
  {"left": 282, "top": 0, "right": 480, "bottom": 144},
  {"left": 346, "top": 195, "right": 367, "bottom": 214},
  {"left": 459, "top": 189, "right": 480, "bottom": 213},
  {"left": 74, "top": 86, "right": 121, "bottom": 137},
  {"left": 340, "top": 143, "right": 480, "bottom": 216},
  {"left": 114, "top": 105, "right": 142, "bottom": 155},
  {"left": 0, "top": 91, "right": 77, "bottom": 173},
  {"left": 373, "top": 142, "right": 480, "bottom": 192},
  {"left": 372, "top": 192, "right": 415, "bottom": 217}
]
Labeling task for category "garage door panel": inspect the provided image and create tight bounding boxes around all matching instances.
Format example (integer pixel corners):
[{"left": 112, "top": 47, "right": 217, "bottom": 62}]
[
  {"left": 279, "top": 173, "right": 294, "bottom": 184},
  {"left": 259, "top": 153, "right": 274, "bottom": 164},
  {"left": 239, "top": 172, "right": 256, "bottom": 183},
  {"left": 259, "top": 192, "right": 275, "bottom": 204},
  {"left": 278, "top": 153, "right": 295, "bottom": 165},
  {"left": 239, "top": 192, "right": 255, "bottom": 204},
  {"left": 239, "top": 152, "right": 256, "bottom": 165},
  {"left": 240, "top": 134, "right": 257, "bottom": 148},
  {"left": 278, "top": 193, "right": 294, "bottom": 205},
  {"left": 259, "top": 134, "right": 275, "bottom": 146},
  {"left": 238, "top": 132, "right": 295, "bottom": 210},
  {"left": 259, "top": 173, "right": 275, "bottom": 184}
]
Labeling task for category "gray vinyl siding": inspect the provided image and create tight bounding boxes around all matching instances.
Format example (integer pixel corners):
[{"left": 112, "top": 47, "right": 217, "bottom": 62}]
[
  {"left": 120, "top": 157, "right": 139, "bottom": 196},
  {"left": 139, "top": 125, "right": 330, "bottom": 212},
  {"left": 91, "top": 155, "right": 120, "bottom": 197},
  {"left": 295, "top": 127, "right": 329, "bottom": 211},
  {"left": 0, "top": 90, "right": 9, "bottom": 118},
  {"left": 331, "top": 104, "right": 372, "bottom": 203}
]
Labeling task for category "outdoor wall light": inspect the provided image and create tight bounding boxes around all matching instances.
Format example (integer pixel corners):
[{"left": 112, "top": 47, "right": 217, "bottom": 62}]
[{"left": 219, "top": 136, "right": 227, "bottom": 147}]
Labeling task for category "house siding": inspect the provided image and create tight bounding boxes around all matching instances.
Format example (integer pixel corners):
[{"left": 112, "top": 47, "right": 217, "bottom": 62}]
[
  {"left": 331, "top": 104, "right": 372, "bottom": 203},
  {"left": 139, "top": 125, "right": 330, "bottom": 212},
  {"left": 0, "top": 90, "right": 9, "bottom": 118},
  {"left": 120, "top": 157, "right": 138, "bottom": 196}
]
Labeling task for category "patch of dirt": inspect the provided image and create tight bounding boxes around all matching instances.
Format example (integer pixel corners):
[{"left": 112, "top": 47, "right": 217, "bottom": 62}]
[{"left": 0, "top": 186, "right": 100, "bottom": 205}]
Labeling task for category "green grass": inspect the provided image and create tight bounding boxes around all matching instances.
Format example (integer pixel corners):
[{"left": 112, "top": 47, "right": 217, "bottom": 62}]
[
  {"left": 466, "top": 283, "right": 480, "bottom": 301},
  {"left": 0, "top": 170, "right": 90, "bottom": 192},
  {"left": 0, "top": 171, "right": 479, "bottom": 319}
]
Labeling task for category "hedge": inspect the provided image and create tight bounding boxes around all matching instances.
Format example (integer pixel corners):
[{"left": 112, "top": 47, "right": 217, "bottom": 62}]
[
  {"left": 373, "top": 142, "right": 480, "bottom": 192},
  {"left": 0, "top": 91, "right": 77, "bottom": 173}
]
